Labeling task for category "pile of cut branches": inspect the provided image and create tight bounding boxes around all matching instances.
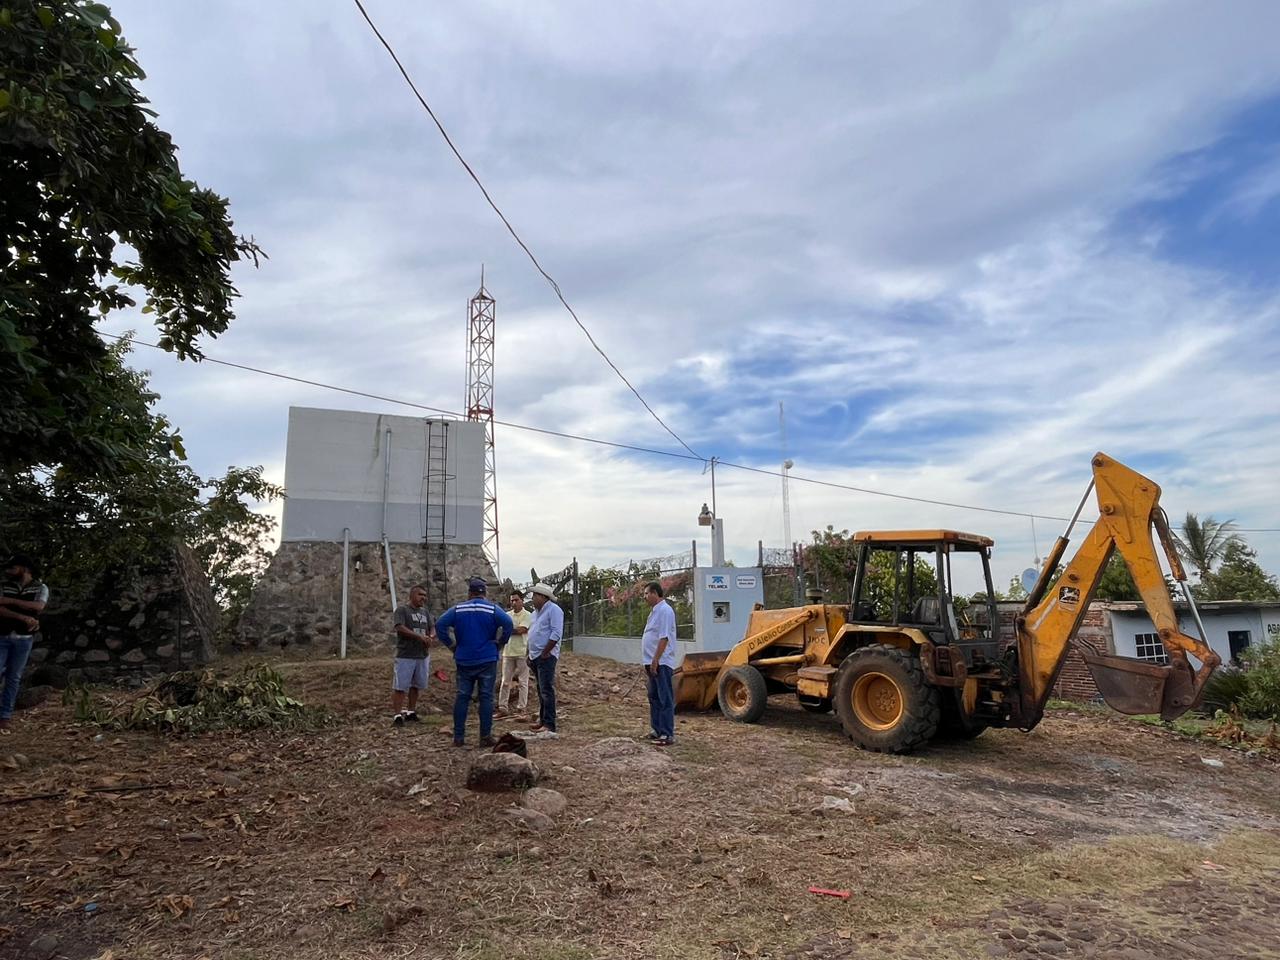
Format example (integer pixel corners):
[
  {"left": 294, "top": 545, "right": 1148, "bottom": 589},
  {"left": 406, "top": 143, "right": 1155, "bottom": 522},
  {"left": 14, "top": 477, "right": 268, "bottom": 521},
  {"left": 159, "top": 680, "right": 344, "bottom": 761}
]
[{"left": 67, "top": 663, "right": 331, "bottom": 734}]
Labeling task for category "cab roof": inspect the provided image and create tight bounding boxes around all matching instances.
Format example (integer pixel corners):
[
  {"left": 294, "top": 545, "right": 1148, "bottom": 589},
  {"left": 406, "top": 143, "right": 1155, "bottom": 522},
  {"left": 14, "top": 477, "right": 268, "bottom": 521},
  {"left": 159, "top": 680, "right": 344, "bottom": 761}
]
[{"left": 851, "top": 529, "right": 994, "bottom": 549}]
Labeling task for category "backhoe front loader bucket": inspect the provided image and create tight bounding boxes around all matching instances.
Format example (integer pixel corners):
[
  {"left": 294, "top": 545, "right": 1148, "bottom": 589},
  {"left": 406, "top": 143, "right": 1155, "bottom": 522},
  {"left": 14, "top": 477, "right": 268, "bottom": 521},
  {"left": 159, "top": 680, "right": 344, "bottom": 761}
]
[
  {"left": 674, "top": 652, "right": 727, "bottom": 712},
  {"left": 1077, "top": 644, "right": 1207, "bottom": 721}
]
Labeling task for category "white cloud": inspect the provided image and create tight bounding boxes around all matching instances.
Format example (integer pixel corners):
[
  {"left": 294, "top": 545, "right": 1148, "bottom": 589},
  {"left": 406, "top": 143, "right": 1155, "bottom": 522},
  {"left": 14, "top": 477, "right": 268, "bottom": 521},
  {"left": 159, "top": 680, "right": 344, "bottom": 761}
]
[{"left": 96, "top": 0, "right": 1280, "bottom": 590}]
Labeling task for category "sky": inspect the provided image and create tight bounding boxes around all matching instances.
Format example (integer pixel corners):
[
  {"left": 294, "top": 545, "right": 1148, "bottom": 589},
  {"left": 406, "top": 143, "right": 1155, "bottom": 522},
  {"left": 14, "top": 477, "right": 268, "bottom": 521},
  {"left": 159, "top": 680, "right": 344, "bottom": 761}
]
[{"left": 97, "top": 0, "right": 1280, "bottom": 592}]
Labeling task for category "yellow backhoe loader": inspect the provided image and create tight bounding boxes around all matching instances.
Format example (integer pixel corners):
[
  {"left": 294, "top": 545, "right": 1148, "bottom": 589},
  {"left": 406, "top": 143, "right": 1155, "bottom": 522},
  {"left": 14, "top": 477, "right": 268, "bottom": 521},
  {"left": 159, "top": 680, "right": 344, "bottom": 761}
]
[{"left": 674, "top": 452, "right": 1221, "bottom": 753}]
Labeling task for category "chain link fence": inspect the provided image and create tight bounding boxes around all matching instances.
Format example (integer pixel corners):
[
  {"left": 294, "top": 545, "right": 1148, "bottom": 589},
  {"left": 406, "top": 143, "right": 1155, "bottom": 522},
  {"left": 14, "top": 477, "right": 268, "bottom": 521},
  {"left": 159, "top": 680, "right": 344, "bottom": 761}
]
[{"left": 524, "top": 545, "right": 807, "bottom": 644}]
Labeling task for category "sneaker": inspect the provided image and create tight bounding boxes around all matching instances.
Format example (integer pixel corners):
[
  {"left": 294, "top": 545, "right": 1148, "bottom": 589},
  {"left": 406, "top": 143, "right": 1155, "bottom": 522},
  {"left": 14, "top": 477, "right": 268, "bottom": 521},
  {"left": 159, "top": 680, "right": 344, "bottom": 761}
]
[
  {"left": 452, "top": 738, "right": 466, "bottom": 748},
  {"left": 393, "top": 713, "right": 406, "bottom": 727},
  {"left": 479, "top": 735, "right": 497, "bottom": 747},
  {"left": 643, "top": 731, "right": 660, "bottom": 741},
  {"left": 493, "top": 710, "right": 509, "bottom": 720},
  {"left": 404, "top": 711, "right": 419, "bottom": 723},
  {"left": 653, "top": 736, "right": 673, "bottom": 747}
]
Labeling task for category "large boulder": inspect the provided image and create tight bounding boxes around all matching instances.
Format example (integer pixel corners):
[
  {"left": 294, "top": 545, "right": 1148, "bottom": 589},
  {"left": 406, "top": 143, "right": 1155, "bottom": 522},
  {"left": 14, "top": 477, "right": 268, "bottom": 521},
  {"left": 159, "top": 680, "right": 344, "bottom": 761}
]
[{"left": 467, "top": 752, "right": 540, "bottom": 792}]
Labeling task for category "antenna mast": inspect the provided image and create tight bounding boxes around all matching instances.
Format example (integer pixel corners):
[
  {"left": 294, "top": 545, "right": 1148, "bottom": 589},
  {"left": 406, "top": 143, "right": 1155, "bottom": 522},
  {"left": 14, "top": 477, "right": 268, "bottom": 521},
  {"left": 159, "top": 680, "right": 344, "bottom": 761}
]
[
  {"left": 466, "top": 268, "right": 500, "bottom": 578},
  {"left": 780, "top": 401, "right": 793, "bottom": 552}
]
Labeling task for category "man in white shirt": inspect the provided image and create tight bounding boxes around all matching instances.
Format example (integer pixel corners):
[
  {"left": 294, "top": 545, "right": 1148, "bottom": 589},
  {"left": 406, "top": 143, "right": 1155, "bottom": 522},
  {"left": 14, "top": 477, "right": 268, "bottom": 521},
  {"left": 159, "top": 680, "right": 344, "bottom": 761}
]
[
  {"left": 641, "top": 580, "right": 678, "bottom": 746},
  {"left": 497, "top": 590, "right": 532, "bottom": 717}
]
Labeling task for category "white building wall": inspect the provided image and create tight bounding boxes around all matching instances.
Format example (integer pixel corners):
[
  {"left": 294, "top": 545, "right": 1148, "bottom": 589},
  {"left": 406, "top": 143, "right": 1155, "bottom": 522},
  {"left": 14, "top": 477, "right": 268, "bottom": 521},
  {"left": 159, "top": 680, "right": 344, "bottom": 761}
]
[
  {"left": 1110, "top": 607, "right": 1274, "bottom": 666},
  {"left": 281, "top": 407, "right": 485, "bottom": 544}
]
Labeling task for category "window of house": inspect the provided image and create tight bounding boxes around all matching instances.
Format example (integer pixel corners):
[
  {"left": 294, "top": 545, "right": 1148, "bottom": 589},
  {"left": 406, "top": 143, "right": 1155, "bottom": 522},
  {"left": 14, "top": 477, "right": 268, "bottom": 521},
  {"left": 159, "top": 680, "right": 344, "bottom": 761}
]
[
  {"left": 1228, "top": 630, "right": 1251, "bottom": 663},
  {"left": 1134, "top": 632, "right": 1168, "bottom": 664}
]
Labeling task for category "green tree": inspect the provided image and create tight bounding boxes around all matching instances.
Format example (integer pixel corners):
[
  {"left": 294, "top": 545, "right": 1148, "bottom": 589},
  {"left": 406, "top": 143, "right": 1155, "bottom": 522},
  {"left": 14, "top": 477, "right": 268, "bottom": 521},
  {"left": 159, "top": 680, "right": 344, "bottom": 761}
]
[
  {"left": 803, "top": 526, "right": 937, "bottom": 609},
  {"left": 0, "top": 341, "right": 281, "bottom": 635},
  {"left": 1, "top": 0, "right": 261, "bottom": 478},
  {"left": 1197, "top": 542, "right": 1280, "bottom": 602},
  {"left": 1175, "top": 513, "right": 1244, "bottom": 582},
  {"left": 1094, "top": 553, "right": 1140, "bottom": 601}
]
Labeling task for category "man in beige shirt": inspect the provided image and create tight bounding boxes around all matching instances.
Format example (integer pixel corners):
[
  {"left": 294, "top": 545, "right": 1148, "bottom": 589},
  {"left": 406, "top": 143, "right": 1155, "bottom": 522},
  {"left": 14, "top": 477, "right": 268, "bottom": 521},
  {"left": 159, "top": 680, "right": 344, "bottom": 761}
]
[{"left": 496, "top": 590, "right": 533, "bottom": 717}]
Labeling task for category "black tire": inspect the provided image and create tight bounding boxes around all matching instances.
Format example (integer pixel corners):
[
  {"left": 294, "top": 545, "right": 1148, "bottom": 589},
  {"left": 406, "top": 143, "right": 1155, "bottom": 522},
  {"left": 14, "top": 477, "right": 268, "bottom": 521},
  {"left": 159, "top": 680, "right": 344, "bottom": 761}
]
[
  {"left": 717, "top": 665, "right": 768, "bottom": 723},
  {"left": 800, "top": 698, "right": 833, "bottom": 714},
  {"left": 834, "top": 644, "right": 940, "bottom": 753},
  {"left": 935, "top": 695, "right": 989, "bottom": 741}
]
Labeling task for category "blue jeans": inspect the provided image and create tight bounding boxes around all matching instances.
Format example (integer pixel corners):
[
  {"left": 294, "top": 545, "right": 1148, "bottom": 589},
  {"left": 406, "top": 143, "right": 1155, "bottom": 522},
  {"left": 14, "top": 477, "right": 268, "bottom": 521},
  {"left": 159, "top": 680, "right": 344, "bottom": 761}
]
[
  {"left": 0, "top": 634, "right": 35, "bottom": 721},
  {"left": 646, "top": 664, "right": 675, "bottom": 740},
  {"left": 453, "top": 660, "right": 497, "bottom": 742},
  {"left": 531, "top": 656, "right": 557, "bottom": 731}
]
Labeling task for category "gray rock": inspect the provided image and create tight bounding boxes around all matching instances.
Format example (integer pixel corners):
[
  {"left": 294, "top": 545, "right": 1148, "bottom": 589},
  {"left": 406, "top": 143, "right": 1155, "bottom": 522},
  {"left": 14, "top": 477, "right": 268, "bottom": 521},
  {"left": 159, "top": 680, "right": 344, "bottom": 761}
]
[
  {"left": 210, "top": 771, "right": 243, "bottom": 788},
  {"left": 105, "top": 637, "right": 124, "bottom": 650},
  {"left": 83, "top": 649, "right": 111, "bottom": 663},
  {"left": 74, "top": 634, "right": 90, "bottom": 648},
  {"left": 121, "top": 648, "right": 147, "bottom": 664},
  {"left": 29, "top": 934, "right": 58, "bottom": 959},
  {"left": 522, "top": 787, "right": 567, "bottom": 817},
  {"left": 156, "top": 644, "right": 176, "bottom": 658},
  {"left": 26, "top": 646, "right": 49, "bottom": 664},
  {"left": 56, "top": 650, "right": 77, "bottom": 665},
  {"left": 467, "top": 753, "right": 540, "bottom": 792},
  {"left": 128, "top": 612, "right": 146, "bottom": 629},
  {"left": 500, "top": 806, "right": 555, "bottom": 833}
]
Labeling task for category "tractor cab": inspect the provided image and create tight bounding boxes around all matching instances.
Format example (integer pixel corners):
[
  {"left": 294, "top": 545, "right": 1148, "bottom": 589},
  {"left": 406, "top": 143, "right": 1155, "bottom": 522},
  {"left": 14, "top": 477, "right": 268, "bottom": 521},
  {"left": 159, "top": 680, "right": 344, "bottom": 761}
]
[{"left": 849, "top": 529, "right": 1001, "bottom": 660}]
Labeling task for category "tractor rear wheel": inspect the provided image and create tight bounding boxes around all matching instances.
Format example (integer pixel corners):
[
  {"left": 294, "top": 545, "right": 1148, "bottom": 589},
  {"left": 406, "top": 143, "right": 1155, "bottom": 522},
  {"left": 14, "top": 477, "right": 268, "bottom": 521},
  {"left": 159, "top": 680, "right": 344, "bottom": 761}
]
[
  {"left": 717, "top": 665, "right": 768, "bottom": 723},
  {"left": 834, "top": 644, "right": 939, "bottom": 753}
]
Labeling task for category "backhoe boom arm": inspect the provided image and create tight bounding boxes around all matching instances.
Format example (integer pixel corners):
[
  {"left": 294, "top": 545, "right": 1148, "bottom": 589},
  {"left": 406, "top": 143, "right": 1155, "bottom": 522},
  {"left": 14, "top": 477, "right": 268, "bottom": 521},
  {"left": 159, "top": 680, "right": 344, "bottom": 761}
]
[{"left": 1013, "top": 453, "right": 1220, "bottom": 728}]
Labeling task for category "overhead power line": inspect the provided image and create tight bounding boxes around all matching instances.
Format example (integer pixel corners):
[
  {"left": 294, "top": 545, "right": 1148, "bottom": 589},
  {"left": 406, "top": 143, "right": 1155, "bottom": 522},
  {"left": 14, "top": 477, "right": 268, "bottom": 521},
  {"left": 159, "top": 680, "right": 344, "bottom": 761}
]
[
  {"left": 350, "top": 0, "right": 701, "bottom": 460},
  {"left": 101, "top": 333, "right": 1280, "bottom": 534}
]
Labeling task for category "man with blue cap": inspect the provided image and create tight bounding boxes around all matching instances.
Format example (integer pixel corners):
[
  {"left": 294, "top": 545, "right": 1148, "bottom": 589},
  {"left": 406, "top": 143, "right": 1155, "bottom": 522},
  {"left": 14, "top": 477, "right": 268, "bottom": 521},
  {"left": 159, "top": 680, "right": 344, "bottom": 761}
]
[{"left": 434, "top": 577, "right": 514, "bottom": 747}]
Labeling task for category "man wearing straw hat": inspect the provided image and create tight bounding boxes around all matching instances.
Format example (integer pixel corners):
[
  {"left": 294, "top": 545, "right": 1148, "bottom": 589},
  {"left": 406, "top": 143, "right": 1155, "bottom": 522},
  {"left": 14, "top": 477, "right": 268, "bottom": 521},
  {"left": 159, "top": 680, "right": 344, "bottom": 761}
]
[{"left": 526, "top": 582, "right": 563, "bottom": 735}]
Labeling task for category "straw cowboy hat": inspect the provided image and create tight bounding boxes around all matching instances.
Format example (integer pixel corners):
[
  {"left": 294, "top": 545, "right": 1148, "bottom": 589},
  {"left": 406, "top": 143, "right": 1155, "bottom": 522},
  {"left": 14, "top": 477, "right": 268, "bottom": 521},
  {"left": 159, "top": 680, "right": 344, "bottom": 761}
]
[{"left": 530, "top": 582, "right": 557, "bottom": 601}]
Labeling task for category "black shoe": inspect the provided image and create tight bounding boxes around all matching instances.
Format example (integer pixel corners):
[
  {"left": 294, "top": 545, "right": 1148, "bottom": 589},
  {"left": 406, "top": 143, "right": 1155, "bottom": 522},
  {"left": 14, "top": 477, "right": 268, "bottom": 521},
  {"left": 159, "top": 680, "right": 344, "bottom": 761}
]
[
  {"left": 393, "top": 713, "right": 405, "bottom": 727},
  {"left": 405, "top": 711, "right": 419, "bottom": 722},
  {"left": 452, "top": 738, "right": 466, "bottom": 748}
]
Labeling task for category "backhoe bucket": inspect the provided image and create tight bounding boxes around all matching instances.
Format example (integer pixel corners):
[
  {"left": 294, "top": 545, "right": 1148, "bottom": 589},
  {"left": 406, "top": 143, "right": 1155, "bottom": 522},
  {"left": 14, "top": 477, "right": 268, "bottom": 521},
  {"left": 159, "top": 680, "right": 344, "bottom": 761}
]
[
  {"left": 674, "top": 652, "right": 727, "bottom": 712},
  {"left": 1077, "top": 644, "right": 1203, "bottom": 721}
]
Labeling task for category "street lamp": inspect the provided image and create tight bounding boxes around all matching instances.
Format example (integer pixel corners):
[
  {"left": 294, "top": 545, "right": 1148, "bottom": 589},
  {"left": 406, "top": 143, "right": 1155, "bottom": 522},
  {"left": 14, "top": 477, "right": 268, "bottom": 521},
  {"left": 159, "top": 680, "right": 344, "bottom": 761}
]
[{"left": 697, "top": 502, "right": 725, "bottom": 567}]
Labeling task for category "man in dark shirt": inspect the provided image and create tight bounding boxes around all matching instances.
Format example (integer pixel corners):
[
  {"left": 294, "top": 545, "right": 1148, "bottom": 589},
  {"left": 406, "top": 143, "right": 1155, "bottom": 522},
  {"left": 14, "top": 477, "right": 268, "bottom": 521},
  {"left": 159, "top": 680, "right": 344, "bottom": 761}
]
[
  {"left": 0, "top": 554, "right": 49, "bottom": 732},
  {"left": 391, "top": 585, "right": 435, "bottom": 727}
]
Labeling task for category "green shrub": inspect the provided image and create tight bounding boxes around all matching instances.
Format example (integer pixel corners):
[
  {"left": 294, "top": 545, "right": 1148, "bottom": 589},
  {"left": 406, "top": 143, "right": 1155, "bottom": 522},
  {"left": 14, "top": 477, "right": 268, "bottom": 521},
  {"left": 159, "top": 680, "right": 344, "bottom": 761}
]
[
  {"left": 1200, "top": 640, "right": 1280, "bottom": 720},
  {"left": 1238, "top": 640, "right": 1280, "bottom": 720}
]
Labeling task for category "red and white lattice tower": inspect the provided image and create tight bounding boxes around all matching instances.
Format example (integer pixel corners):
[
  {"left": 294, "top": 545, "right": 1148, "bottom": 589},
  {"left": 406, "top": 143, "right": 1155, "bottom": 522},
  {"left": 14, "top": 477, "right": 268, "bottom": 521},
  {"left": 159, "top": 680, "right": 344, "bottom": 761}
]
[{"left": 465, "top": 270, "right": 500, "bottom": 577}]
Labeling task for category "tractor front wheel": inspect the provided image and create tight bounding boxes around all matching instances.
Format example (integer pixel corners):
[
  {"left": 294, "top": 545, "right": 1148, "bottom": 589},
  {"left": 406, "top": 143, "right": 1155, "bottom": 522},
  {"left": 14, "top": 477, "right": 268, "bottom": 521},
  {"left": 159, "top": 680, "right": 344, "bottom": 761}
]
[
  {"left": 717, "top": 665, "right": 768, "bottom": 723},
  {"left": 834, "top": 644, "right": 939, "bottom": 753}
]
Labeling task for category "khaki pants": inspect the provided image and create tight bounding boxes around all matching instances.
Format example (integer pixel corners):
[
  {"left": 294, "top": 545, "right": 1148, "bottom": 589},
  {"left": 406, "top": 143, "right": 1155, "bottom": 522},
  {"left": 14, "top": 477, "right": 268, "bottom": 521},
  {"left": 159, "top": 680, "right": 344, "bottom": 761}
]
[{"left": 498, "top": 655, "right": 530, "bottom": 712}]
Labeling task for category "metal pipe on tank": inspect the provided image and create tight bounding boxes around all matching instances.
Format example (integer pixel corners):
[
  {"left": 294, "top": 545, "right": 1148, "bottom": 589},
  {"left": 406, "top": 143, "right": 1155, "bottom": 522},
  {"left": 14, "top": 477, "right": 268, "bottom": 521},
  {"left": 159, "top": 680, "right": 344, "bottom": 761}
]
[
  {"left": 381, "top": 427, "right": 392, "bottom": 540},
  {"left": 340, "top": 527, "right": 350, "bottom": 659}
]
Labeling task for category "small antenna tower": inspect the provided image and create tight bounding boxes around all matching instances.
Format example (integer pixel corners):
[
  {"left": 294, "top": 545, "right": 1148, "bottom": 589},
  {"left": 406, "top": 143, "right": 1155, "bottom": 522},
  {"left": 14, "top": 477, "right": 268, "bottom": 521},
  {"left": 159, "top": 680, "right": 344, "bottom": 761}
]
[
  {"left": 466, "top": 267, "right": 500, "bottom": 578},
  {"left": 780, "top": 401, "right": 793, "bottom": 552}
]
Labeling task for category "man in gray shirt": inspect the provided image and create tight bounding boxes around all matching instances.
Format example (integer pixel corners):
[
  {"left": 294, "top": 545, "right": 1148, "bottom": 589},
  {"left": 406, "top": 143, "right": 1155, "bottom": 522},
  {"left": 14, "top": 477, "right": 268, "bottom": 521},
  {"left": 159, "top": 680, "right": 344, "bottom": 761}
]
[{"left": 392, "top": 585, "right": 435, "bottom": 727}]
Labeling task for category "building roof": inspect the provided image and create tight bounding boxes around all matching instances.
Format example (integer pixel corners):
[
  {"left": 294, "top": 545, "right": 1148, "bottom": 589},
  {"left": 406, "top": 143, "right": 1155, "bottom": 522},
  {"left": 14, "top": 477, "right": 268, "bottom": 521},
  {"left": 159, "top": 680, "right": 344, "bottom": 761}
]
[{"left": 852, "top": 530, "right": 994, "bottom": 550}]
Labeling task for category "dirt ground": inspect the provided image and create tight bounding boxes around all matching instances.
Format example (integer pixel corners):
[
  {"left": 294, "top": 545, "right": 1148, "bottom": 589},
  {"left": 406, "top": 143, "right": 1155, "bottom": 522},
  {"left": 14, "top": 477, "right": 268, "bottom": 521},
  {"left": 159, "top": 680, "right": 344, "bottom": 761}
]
[{"left": 1, "top": 651, "right": 1278, "bottom": 960}]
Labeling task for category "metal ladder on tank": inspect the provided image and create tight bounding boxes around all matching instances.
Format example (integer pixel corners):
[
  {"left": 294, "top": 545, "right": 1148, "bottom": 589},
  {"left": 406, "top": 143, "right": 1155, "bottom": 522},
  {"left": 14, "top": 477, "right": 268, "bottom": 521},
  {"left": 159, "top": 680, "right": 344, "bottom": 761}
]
[{"left": 423, "top": 419, "right": 453, "bottom": 613}]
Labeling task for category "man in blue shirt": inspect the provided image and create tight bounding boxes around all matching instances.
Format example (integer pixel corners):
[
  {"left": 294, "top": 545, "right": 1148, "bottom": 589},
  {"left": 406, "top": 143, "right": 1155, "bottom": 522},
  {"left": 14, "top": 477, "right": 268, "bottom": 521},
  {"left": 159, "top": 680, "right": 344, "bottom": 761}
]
[
  {"left": 526, "top": 582, "right": 563, "bottom": 735},
  {"left": 641, "top": 580, "right": 679, "bottom": 746},
  {"left": 434, "top": 578, "right": 513, "bottom": 747}
]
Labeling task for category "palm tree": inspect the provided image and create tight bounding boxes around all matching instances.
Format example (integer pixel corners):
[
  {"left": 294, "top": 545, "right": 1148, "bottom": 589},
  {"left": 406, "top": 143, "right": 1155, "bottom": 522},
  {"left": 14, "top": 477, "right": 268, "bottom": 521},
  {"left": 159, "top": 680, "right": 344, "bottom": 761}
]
[{"left": 1175, "top": 513, "right": 1245, "bottom": 581}]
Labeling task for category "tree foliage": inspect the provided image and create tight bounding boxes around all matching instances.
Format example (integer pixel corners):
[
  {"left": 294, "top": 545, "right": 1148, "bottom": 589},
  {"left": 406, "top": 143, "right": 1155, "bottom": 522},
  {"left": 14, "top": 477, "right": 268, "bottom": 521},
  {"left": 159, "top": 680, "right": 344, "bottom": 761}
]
[
  {"left": 1175, "top": 513, "right": 1244, "bottom": 582},
  {"left": 0, "top": 341, "right": 282, "bottom": 631},
  {"left": 803, "top": 526, "right": 937, "bottom": 611},
  {"left": 1195, "top": 542, "right": 1280, "bottom": 603},
  {"left": 1, "top": 0, "right": 261, "bottom": 477}
]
